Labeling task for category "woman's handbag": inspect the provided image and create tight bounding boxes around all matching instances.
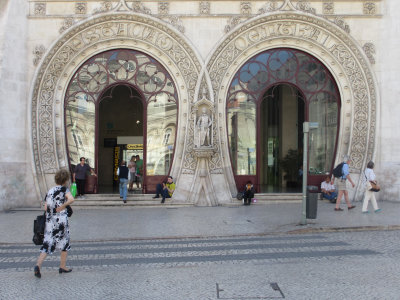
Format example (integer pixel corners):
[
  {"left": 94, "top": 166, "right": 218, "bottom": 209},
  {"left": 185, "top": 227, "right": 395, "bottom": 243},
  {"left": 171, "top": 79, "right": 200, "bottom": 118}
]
[
  {"left": 66, "top": 205, "right": 73, "bottom": 217},
  {"left": 236, "top": 192, "right": 244, "bottom": 201},
  {"left": 369, "top": 181, "right": 380, "bottom": 192},
  {"left": 32, "top": 213, "right": 46, "bottom": 245}
]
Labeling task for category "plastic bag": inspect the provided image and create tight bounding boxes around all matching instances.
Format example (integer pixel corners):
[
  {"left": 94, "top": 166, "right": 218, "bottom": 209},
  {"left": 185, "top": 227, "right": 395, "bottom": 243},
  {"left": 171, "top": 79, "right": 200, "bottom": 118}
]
[{"left": 70, "top": 182, "right": 77, "bottom": 198}]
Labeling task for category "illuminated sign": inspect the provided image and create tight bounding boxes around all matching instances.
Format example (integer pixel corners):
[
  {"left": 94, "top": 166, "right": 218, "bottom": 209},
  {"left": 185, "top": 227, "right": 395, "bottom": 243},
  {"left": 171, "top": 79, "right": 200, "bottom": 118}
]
[
  {"left": 114, "top": 146, "right": 120, "bottom": 181},
  {"left": 127, "top": 144, "right": 143, "bottom": 150}
]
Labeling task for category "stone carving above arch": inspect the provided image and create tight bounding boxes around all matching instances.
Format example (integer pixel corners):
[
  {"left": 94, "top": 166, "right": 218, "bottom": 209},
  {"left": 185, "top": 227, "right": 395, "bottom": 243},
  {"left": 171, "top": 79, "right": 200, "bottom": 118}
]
[
  {"left": 31, "top": 13, "right": 202, "bottom": 195},
  {"left": 207, "top": 12, "right": 378, "bottom": 175}
]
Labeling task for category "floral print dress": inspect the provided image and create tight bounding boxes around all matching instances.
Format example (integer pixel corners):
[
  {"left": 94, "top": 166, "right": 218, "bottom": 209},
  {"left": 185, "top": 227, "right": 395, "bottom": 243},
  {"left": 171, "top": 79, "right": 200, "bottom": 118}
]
[{"left": 40, "top": 185, "right": 71, "bottom": 254}]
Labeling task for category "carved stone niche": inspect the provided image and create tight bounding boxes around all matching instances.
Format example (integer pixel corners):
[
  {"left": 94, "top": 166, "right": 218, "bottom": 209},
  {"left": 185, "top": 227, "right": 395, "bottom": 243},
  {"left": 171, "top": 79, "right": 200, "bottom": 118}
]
[{"left": 189, "top": 96, "right": 218, "bottom": 206}]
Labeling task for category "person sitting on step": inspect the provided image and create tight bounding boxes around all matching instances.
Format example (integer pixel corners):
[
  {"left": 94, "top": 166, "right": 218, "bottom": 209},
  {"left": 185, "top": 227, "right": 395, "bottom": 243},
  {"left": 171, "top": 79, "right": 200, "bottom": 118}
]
[{"left": 153, "top": 176, "right": 175, "bottom": 203}]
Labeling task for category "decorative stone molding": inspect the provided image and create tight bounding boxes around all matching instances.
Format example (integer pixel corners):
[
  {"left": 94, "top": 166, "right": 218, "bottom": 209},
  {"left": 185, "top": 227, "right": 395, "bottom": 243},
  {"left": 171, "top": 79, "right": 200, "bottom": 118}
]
[
  {"left": 207, "top": 12, "right": 378, "bottom": 195},
  {"left": 59, "top": 18, "right": 75, "bottom": 34},
  {"left": 199, "top": 2, "right": 210, "bottom": 15},
  {"left": 162, "top": 16, "right": 185, "bottom": 33},
  {"left": 332, "top": 17, "right": 350, "bottom": 34},
  {"left": 158, "top": 2, "right": 169, "bottom": 15},
  {"left": 75, "top": 3, "right": 87, "bottom": 15},
  {"left": 363, "top": 42, "right": 376, "bottom": 65},
  {"left": 296, "top": 1, "right": 316, "bottom": 15},
  {"left": 93, "top": 1, "right": 113, "bottom": 14},
  {"left": 33, "top": 45, "right": 46, "bottom": 66},
  {"left": 30, "top": 13, "right": 202, "bottom": 197},
  {"left": 240, "top": 2, "right": 252, "bottom": 15},
  {"left": 225, "top": 16, "right": 247, "bottom": 33},
  {"left": 34, "top": 3, "right": 46, "bottom": 16},
  {"left": 258, "top": 1, "right": 278, "bottom": 14},
  {"left": 363, "top": 3, "right": 376, "bottom": 15},
  {"left": 323, "top": 1, "right": 334, "bottom": 15}
]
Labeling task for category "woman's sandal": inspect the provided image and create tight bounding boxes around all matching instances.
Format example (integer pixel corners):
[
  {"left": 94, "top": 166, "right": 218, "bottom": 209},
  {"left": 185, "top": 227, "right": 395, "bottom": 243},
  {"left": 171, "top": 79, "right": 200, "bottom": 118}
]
[{"left": 34, "top": 265, "right": 41, "bottom": 278}]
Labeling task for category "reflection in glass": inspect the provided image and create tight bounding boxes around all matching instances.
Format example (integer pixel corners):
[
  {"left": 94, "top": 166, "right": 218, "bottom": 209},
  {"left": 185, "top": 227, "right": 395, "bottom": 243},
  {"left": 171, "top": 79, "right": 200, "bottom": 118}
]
[
  {"left": 65, "top": 98, "right": 95, "bottom": 168},
  {"left": 227, "top": 95, "right": 256, "bottom": 175},
  {"left": 147, "top": 93, "right": 177, "bottom": 175},
  {"left": 308, "top": 92, "right": 338, "bottom": 175}
]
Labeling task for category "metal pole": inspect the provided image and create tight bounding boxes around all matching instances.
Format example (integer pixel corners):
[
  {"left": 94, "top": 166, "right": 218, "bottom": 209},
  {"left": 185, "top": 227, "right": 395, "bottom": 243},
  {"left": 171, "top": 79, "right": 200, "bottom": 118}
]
[{"left": 301, "top": 122, "right": 309, "bottom": 225}]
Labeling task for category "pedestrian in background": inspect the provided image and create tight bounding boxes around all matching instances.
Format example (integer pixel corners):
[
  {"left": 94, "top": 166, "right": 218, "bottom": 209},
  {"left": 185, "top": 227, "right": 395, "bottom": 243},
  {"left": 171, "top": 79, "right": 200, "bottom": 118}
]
[
  {"left": 73, "top": 157, "right": 96, "bottom": 199},
  {"left": 362, "top": 161, "right": 381, "bottom": 213},
  {"left": 128, "top": 156, "right": 136, "bottom": 191},
  {"left": 242, "top": 181, "right": 255, "bottom": 205},
  {"left": 34, "top": 169, "right": 75, "bottom": 278},
  {"left": 117, "top": 161, "right": 129, "bottom": 203},
  {"left": 334, "top": 155, "right": 356, "bottom": 211}
]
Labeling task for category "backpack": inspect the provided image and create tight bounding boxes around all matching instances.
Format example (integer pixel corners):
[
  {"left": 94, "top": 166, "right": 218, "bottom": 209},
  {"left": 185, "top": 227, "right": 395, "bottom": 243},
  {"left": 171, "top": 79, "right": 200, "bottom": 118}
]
[{"left": 332, "top": 162, "right": 345, "bottom": 178}]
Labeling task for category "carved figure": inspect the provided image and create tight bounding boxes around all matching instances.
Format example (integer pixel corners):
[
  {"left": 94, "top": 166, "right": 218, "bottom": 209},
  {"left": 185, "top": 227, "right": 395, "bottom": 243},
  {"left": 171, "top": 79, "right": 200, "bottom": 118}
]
[{"left": 196, "top": 107, "right": 212, "bottom": 147}]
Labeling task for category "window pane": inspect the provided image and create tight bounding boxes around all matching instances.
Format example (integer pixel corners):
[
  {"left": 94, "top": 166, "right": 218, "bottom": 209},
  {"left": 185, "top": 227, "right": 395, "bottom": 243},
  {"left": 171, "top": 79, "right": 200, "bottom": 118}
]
[
  {"left": 146, "top": 93, "right": 176, "bottom": 175},
  {"left": 65, "top": 96, "right": 95, "bottom": 168},
  {"left": 308, "top": 91, "right": 338, "bottom": 174},
  {"left": 227, "top": 95, "right": 256, "bottom": 175}
]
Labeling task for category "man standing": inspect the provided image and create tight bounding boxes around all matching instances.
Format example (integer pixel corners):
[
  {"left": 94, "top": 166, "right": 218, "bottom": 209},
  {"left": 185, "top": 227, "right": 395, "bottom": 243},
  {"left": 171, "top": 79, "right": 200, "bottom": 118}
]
[
  {"left": 135, "top": 155, "right": 143, "bottom": 189},
  {"left": 334, "top": 155, "right": 356, "bottom": 211},
  {"left": 73, "top": 157, "right": 96, "bottom": 199},
  {"left": 153, "top": 176, "right": 175, "bottom": 203},
  {"left": 117, "top": 161, "right": 129, "bottom": 203}
]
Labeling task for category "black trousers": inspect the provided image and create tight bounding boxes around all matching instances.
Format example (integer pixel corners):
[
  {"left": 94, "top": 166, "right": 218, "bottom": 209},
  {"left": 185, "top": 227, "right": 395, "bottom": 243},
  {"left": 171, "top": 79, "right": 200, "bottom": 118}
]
[
  {"left": 243, "top": 190, "right": 254, "bottom": 205},
  {"left": 76, "top": 179, "right": 86, "bottom": 196}
]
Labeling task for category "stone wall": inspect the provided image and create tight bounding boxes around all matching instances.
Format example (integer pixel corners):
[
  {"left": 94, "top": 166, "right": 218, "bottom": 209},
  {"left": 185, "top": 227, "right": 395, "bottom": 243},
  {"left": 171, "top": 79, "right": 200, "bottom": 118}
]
[{"left": 0, "top": 0, "right": 37, "bottom": 210}]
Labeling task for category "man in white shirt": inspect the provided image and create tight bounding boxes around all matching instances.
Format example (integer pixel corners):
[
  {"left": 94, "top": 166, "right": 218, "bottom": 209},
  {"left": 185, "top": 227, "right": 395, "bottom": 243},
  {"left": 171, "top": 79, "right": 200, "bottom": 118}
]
[{"left": 321, "top": 176, "right": 337, "bottom": 203}]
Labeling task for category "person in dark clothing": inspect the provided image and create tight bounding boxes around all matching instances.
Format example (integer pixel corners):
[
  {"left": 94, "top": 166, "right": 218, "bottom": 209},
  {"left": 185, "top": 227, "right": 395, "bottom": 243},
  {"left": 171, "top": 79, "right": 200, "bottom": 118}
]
[
  {"left": 73, "top": 157, "right": 96, "bottom": 199},
  {"left": 243, "top": 181, "right": 255, "bottom": 205},
  {"left": 117, "top": 161, "right": 129, "bottom": 203},
  {"left": 153, "top": 176, "right": 176, "bottom": 203}
]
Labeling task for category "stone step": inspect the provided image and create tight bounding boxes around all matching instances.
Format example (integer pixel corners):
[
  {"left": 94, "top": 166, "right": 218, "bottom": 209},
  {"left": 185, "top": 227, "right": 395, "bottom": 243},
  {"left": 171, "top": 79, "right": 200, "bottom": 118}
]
[{"left": 72, "top": 193, "right": 302, "bottom": 207}]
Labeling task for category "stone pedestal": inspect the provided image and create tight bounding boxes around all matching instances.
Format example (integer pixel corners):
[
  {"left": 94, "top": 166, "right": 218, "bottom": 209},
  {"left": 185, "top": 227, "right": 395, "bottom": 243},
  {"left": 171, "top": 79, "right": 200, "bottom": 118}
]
[{"left": 189, "top": 148, "right": 218, "bottom": 206}]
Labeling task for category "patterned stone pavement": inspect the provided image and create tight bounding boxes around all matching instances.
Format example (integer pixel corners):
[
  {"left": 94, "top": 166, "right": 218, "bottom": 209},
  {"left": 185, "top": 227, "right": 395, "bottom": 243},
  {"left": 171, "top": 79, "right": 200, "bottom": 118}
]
[{"left": 1, "top": 230, "right": 400, "bottom": 299}]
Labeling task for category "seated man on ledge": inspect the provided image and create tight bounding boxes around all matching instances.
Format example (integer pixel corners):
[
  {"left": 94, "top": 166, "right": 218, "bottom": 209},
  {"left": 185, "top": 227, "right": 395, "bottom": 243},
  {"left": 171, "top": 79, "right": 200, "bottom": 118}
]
[
  {"left": 153, "top": 176, "right": 175, "bottom": 203},
  {"left": 321, "top": 176, "right": 337, "bottom": 203}
]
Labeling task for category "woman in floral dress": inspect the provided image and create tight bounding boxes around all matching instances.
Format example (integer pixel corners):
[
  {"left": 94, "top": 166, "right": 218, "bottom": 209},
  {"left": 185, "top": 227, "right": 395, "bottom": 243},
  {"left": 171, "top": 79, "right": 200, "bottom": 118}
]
[{"left": 34, "top": 169, "right": 75, "bottom": 278}]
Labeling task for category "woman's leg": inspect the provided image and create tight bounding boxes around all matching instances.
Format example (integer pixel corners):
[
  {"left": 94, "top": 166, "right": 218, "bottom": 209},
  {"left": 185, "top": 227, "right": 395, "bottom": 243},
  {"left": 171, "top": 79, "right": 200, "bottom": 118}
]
[
  {"left": 362, "top": 191, "right": 371, "bottom": 212},
  {"left": 60, "top": 251, "right": 68, "bottom": 269},
  {"left": 36, "top": 252, "right": 47, "bottom": 268},
  {"left": 370, "top": 192, "right": 379, "bottom": 210}
]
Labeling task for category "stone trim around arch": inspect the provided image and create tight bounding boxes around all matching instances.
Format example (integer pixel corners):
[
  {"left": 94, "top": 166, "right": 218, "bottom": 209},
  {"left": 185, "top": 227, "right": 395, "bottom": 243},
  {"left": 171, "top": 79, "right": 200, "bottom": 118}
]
[
  {"left": 206, "top": 12, "right": 378, "bottom": 196},
  {"left": 30, "top": 12, "right": 203, "bottom": 196}
]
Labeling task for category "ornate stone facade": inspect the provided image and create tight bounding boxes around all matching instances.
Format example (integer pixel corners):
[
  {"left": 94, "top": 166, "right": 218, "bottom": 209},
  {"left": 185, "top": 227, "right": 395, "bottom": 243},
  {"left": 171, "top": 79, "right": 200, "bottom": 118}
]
[{"left": 1, "top": 0, "right": 393, "bottom": 210}]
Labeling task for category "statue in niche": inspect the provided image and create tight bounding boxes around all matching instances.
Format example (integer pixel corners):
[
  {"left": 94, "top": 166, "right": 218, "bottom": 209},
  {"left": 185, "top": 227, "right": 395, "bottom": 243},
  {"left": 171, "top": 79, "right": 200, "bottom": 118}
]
[{"left": 195, "top": 107, "right": 212, "bottom": 148}]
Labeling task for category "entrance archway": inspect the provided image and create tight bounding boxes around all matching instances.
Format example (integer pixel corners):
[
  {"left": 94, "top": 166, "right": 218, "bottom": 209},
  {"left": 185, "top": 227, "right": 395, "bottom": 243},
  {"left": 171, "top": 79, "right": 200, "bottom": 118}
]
[
  {"left": 64, "top": 49, "right": 179, "bottom": 193},
  {"left": 98, "top": 84, "right": 144, "bottom": 193},
  {"left": 227, "top": 48, "right": 340, "bottom": 192}
]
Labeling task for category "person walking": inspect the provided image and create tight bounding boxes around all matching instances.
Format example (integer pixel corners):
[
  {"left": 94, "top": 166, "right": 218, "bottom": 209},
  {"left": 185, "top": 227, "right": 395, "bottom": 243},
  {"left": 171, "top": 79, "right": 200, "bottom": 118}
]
[
  {"left": 362, "top": 161, "right": 381, "bottom": 213},
  {"left": 34, "top": 169, "right": 75, "bottom": 278},
  {"left": 117, "top": 160, "right": 129, "bottom": 203},
  {"left": 135, "top": 155, "right": 143, "bottom": 189},
  {"left": 334, "top": 155, "right": 356, "bottom": 211},
  {"left": 73, "top": 157, "right": 96, "bottom": 199},
  {"left": 128, "top": 156, "right": 136, "bottom": 191}
]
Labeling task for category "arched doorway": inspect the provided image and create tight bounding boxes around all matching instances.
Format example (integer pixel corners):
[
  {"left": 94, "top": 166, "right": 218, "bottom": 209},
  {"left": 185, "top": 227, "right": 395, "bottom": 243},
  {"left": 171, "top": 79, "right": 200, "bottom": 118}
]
[
  {"left": 64, "top": 49, "right": 178, "bottom": 193},
  {"left": 97, "top": 84, "right": 144, "bottom": 193},
  {"left": 227, "top": 48, "right": 340, "bottom": 192}
]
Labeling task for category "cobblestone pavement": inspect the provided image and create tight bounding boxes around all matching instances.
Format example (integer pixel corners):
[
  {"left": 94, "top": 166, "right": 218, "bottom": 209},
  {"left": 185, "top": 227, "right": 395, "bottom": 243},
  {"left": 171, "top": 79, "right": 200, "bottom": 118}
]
[{"left": 1, "top": 230, "right": 400, "bottom": 299}]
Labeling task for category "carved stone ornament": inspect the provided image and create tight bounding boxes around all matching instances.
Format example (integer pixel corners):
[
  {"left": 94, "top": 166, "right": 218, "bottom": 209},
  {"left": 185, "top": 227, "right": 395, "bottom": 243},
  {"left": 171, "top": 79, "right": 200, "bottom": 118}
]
[
  {"left": 363, "top": 3, "right": 376, "bottom": 15},
  {"left": 207, "top": 12, "right": 378, "bottom": 195},
  {"left": 158, "top": 2, "right": 169, "bottom": 15},
  {"left": 240, "top": 2, "right": 252, "bottom": 15},
  {"left": 75, "top": 3, "right": 87, "bottom": 15},
  {"left": 194, "top": 94, "right": 214, "bottom": 149},
  {"left": 34, "top": 3, "right": 46, "bottom": 16},
  {"left": 30, "top": 13, "right": 202, "bottom": 197},
  {"left": 323, "top": 1, "right": 334, "bottom": 15},
  {"left": 33, "top": 45, "right": 46, "bottom": 66},
  {"left": 59, "top": 18, "right": 75, "bottom": 34},
  {"left": 162, "top": 16, "right": 185, "bottom": 33},
  {"left": 225, "top": 16, "right": 247, "bottom": 33},
  {"left": 363, "top": 42, "right": 376, "bottom": 65},
  {"left": 333, "top": 17, "right": 350, "bottom": 34},
  {"left": 199, "top": 2, "right": 210, "bottom": 15}
]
